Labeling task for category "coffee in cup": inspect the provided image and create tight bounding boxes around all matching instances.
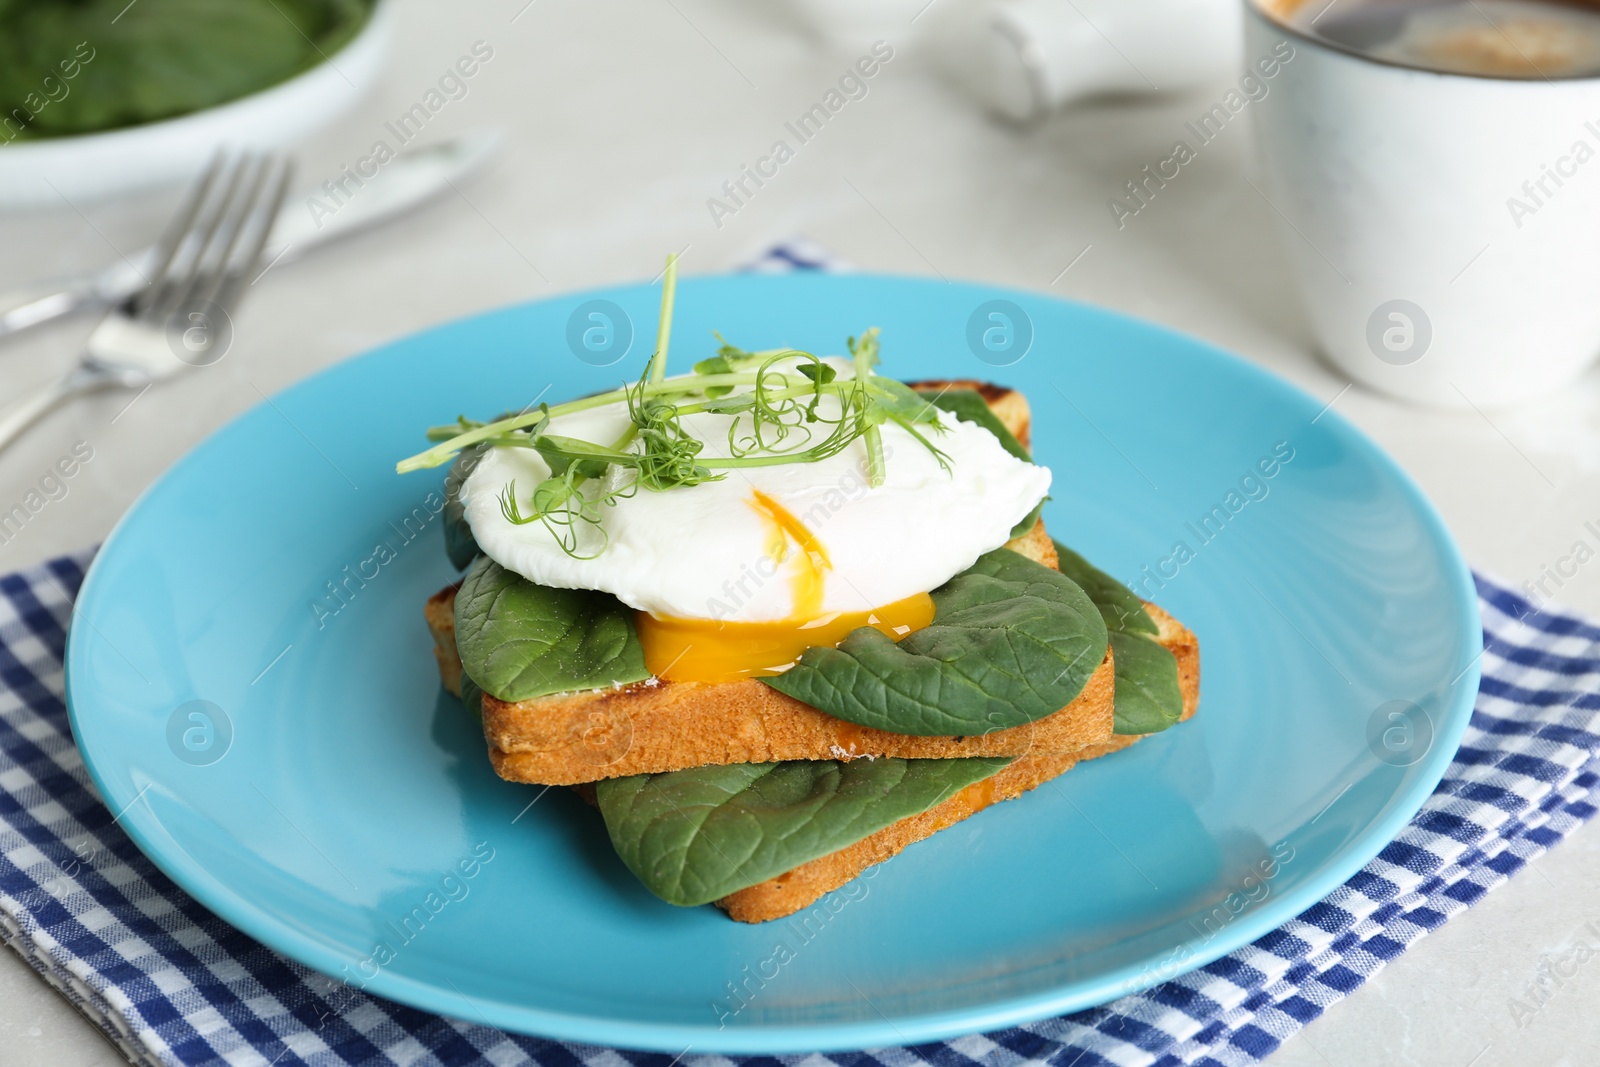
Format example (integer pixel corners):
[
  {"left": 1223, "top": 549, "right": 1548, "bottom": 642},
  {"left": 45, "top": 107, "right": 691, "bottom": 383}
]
[{"left": 1276, "top": 0, "right": 1600, "bottom": 79}]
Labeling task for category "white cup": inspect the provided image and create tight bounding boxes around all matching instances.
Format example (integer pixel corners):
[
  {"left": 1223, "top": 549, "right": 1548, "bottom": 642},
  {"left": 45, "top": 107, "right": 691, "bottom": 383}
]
[{"left": 1245, "top": 0, "right": 1600, "bottom": 408}]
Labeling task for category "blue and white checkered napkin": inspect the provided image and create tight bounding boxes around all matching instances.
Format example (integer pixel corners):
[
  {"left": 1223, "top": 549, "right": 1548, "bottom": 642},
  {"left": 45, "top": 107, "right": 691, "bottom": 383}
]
[
  {"left": 4, "top": 553, "right": 1597, "bottom": 1067},
  {"left": 4, "top": 245, "right": 1600, "bottom": 1066}
]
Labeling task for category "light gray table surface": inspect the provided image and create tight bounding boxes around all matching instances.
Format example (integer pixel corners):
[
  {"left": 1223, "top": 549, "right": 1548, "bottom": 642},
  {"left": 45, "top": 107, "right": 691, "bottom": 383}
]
[{"left": 3, "top": 1, "right": 1600, "bottom": 1064}]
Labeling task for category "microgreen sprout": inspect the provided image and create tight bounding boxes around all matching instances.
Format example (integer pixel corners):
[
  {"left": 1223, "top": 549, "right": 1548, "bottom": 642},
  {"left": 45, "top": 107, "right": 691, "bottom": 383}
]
[{"left": 397, "top": 254, "right": 951, "bottom": 557}]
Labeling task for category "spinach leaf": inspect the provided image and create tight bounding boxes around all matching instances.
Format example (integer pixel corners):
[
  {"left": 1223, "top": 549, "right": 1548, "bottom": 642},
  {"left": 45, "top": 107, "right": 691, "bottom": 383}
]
[
  {"left": 1053, "top": 542, "right": 1158, "bottom": 636},
  {"left": 441, "top": 445, "right": 485, "bottom": 571},
  {"left": 915, "top": 388, "right": 1031, "bottom": 462},
  {"left": 1009, "top": 500, "right": 1046, "bottom": 541},
  {"left": 764, "top": 549, "right": 1108, "bottom": 736},
  {"left": 0, "top": 0, "right": 374, "bottom": 139},
  {"left": 458, "top": 674, "right": 484, "bottom": 720},
  {"left": 453, "top": 557, "right": 649, "bottom": 702},
  {"left": 1049, "top": 540, "right": 1182, "bottom": 734},
  {"left": 1108, "top": 631, "right": 1183, "bottom": 735},
  {"left": 596, "top": 756, "right": 1010, "bottom": 906}
]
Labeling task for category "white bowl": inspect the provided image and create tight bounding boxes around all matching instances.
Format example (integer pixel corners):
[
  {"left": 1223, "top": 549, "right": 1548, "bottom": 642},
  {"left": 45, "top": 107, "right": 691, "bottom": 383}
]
[{"left": 0, "top": 0, "right": 392, "bottom": 210}]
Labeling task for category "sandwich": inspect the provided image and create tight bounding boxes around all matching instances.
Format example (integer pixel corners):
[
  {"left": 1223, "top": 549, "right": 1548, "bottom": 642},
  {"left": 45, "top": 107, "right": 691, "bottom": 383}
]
[{"left": 397, "top": 258, "right": 1199, "bottom": 923}]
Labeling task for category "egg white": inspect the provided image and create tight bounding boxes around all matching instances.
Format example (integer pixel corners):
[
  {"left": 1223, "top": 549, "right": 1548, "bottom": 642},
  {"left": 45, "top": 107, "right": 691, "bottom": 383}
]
[{"left": 460, "top": 361, "right": 1051, "bottom": 622}]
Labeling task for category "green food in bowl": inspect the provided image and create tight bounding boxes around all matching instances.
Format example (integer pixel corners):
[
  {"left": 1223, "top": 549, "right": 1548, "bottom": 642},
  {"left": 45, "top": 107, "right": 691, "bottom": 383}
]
[{"left": 0, "top": 0, "right": 376, "bottom": 142}]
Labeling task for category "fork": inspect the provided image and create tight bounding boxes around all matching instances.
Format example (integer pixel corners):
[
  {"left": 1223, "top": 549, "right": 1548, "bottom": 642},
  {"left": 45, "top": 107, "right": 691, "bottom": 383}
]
[{"left": 0, "top": 153, "right": 293, "bottom": 453}]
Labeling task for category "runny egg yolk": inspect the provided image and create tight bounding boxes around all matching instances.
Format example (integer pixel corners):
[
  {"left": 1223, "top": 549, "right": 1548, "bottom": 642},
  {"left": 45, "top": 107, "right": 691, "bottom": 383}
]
[
  {"left": 635, "top": 489, "right": 936, "bottom": 683},
  {"left": 636, "top": 593, "right": 935, "bottom": 683},
  {"left": 749, "top": 487, "right": 830, "bottom": 616}
]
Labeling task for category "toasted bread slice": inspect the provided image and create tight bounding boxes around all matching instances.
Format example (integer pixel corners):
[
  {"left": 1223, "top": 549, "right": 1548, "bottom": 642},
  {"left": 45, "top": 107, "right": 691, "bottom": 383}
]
[
  {"left": 425, "top": 380, "right": 1198, "bottom": 785},
  {"left": 428, "top": 578, "right": 1196, "bottom": 784}
]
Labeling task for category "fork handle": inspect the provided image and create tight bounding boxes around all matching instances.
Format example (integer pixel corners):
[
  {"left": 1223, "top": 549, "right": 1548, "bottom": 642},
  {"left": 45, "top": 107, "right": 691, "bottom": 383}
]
[{"left": 0, "top": 366, "right": 110, "bottom": 453}]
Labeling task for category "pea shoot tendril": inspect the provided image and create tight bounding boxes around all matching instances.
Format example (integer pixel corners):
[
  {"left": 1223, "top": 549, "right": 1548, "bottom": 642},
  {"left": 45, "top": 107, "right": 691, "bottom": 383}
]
[{"left": 395, "top": 254, "right": 950, "bottom": 557}]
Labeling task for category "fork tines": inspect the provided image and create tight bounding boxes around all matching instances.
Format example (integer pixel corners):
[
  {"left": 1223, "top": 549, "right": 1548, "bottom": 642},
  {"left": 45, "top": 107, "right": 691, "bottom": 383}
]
[{"left": 132, "top": 152, "right": 294, "bottom": 326}]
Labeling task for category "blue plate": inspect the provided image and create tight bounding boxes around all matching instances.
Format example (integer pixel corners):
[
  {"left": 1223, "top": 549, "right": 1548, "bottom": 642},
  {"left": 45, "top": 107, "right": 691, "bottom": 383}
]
[{"left": 66, "top": 275, "right": 1480, "bottom": 1053}]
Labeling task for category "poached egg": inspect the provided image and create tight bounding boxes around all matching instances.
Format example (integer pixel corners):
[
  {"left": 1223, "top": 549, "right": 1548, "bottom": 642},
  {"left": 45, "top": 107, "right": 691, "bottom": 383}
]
[{"left": 460, "top": 359, "right": 1051, "bottom": 683}]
